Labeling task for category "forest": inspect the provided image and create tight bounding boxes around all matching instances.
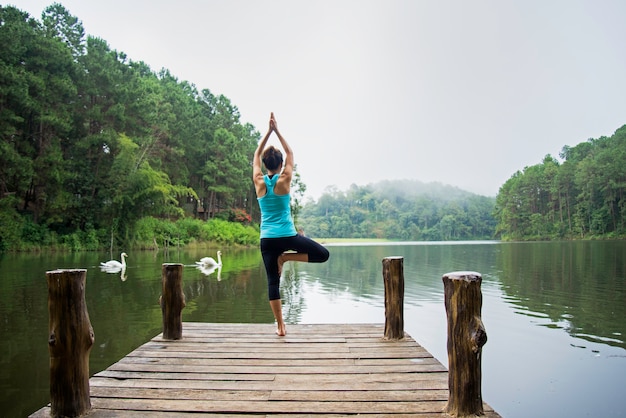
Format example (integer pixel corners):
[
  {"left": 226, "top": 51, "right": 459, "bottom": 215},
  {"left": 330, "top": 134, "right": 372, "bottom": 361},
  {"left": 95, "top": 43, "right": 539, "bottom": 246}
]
[
  {"left": 1, "top": 4, "right": 624, "bottom": 252},
  {"left": 494, "top": 125, "right": 626, "bottom": 240},
  {"left": 0, "top": 4, "right": 262, "bottom": 251}
]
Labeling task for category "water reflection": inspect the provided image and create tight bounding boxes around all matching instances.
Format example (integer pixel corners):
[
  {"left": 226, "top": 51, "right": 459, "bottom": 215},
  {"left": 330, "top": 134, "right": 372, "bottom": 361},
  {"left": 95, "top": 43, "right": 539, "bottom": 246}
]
[
  {"left": 281, "top": 241, "right": 626, "bottom": 355},
  {"left": 196, "top": 263, "right": 222, "bottom": 280},
  {"left": 497, "top": 241, "right": 626, "bottom": 349},
  {"left": 99, "top": 265, "right": 128, "bottom": 281}
]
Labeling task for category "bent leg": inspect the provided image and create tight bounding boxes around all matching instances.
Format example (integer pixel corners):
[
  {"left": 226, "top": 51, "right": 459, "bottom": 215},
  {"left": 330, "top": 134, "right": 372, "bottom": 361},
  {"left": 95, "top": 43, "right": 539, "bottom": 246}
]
[
  {"left": 278, "top": 235, "right": 329, "bottom": 274},
  {"left": 285, "top": 235, "right": 330, "bottom": 263},
  {"left": 278, "top": 252, "right": 308, "bottom": 275}
]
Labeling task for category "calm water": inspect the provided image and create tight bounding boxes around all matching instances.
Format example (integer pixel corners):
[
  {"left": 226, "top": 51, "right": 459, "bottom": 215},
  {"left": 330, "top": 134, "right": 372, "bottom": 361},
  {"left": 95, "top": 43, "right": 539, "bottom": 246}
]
[{"left": 1, "top": 241, "right": 625, "bottom": 417}]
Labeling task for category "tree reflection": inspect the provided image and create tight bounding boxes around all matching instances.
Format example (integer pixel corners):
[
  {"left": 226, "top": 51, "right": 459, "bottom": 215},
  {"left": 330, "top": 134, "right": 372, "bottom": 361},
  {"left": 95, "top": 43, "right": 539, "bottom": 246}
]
[{"left": 496, "top": 241, "right": 626, "bottom": 349}]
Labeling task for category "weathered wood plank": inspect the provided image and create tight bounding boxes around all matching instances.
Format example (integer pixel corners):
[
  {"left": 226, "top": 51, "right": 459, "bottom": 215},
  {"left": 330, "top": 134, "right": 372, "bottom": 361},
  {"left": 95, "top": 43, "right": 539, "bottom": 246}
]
[
  {"left": 114, "top": 356, "right": 442, "bottom": 367},
  {"left": 89, "top": 387, "right": 271, "bottom": 401},
  {"left": 87, "top": 398, "right": 498, "bottom": 415},
  {"left": 90, "top": 375, "right": 449, "bottom": 391},
  {"left": 88, "top": 387, "right": 449, "bottom": 402},
  {"left": 93, "top": 370, "right": 448, "bottom": 384},
  {"left": 128, "top": 348, "right": 431, "bottom": 359},
  {"left": 93, "top": 370, "right": 276, "bottom": 382},
  {"left": 105, "top": 362, "right": 448, "bottom": 374},
  {"left": 90, "top": 381, "right": 449, "bottom": 392},
  {"left": 89, "top": 397, "right": 451, "bottom": 414},
  {"left": 179, "top": 322, "right": 383, "bottom": 332}
]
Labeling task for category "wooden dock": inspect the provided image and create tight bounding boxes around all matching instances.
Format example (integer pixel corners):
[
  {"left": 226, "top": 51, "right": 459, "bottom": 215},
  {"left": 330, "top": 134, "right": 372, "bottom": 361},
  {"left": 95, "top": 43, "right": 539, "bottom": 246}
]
[{"left": 31, "top": 322, "right": 501, "bottom": 417}]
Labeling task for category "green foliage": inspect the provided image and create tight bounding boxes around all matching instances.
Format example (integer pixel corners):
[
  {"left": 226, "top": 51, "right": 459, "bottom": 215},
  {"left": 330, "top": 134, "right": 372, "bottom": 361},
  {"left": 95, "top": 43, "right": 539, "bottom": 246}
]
[
  {"left": 494, "top": 125, "right": 626, "bottom": 240},
  {"left": 299, "top": 181, "right": 496, "bottom": 240},
  {"left": 290, "top": 164, "right": 306, "bottom": 226},
  {"left": 197, "top": 218, "right": 259, "bottom": 246},
  {"left": 19, "top": 218, "right": 55, "bottom": 250},
  {"left": 0, "top": 5, "right": 259, "bottom": 251},
  {"left": 131, "top": 216, "right": 258, "bottom": 249},
  {"left": 0, "top": 197, "right": 23, "bottom": 251}
]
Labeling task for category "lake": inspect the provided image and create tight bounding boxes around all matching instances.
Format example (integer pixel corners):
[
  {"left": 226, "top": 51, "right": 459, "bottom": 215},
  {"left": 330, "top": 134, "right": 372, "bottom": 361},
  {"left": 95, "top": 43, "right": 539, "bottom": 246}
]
[{"left": 1, "top": 241, "right": 625, "bottom": 417}]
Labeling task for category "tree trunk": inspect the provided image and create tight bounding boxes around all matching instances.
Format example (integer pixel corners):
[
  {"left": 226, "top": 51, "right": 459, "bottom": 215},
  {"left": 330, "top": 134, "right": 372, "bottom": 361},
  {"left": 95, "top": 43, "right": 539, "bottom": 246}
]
[
  {"left": 442, "top": 271, "right": 487, "bottom": 417},
  {"left": 47, "top": 269, "right": 94, "bottom": 417},
  {"left": 383, "top": 256, "right": 404, "bottom": 340},
  {"left": 160, "top": 263, "right": 186, "bottom": 340}
]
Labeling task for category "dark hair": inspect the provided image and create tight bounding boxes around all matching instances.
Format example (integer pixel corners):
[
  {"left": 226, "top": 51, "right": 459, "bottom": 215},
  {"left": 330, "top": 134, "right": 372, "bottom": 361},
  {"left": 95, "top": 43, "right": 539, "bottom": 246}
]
[{"left": 262, "top": 146, "right": 283, "bottom": 171}]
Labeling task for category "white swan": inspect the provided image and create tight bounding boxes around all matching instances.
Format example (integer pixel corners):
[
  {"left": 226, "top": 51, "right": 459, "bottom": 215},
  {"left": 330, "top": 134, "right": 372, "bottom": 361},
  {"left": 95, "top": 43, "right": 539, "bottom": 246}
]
[
  {"left": 195, "top": 251, "right": 222, "bottom": 268},
  {"left": 100, "top": 252, "right": 128, "bottom": 270}
]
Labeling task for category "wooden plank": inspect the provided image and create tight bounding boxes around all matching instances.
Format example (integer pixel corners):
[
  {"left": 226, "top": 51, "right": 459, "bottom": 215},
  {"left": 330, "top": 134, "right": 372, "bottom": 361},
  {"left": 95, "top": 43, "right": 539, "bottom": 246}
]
[
  {"left": 88, "top": 398, "right": 452, "bottom": 414},
  {"left": 88, "top": 387, "right": 449, "bottom": 402},
  {"left": 128, "top": 348, "right": 431, "bottom": 359},
  {"left": 114, "top": 356, "right": 442, "bottom": 367},
  {"left": 105, "top": 362, "right": 447, "bottom": 374},
  {"left": 94, "top": 370, "right": 448, "bottom": 384},
  {"left": 89, "top": 378, "right": 449, "bottom": 392},
  {"left": 29, "top": 323, "right": 501, "bottom": 417},
  {"left": 90, "top": 372, "right": 449, "bottom": 391}
]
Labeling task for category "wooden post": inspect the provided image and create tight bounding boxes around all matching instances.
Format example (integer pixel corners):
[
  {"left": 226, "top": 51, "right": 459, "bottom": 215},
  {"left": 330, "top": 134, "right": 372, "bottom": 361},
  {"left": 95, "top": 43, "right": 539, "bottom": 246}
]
[
  {"left": 442, "top": 271, "right": 488, "bottom": 417},
  {"left": 382, "top": 256, "right": 404, "bottom": 340},
  {"left": 46, "top": 269, "right": 94, "bottom": 417},
  {"left": 160, "top": 263, "right": 185, "bottom": 340}
]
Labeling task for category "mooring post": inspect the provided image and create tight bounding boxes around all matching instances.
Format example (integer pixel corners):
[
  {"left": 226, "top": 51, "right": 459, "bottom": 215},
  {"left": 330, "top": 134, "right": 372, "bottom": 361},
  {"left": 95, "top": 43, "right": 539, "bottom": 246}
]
[
  {"left": 442, "top": 271, "right": 487, "bottom": 417},
  {"left": 382, "top": 256, "right": 404, "bottom": 340},
  {"left": 160, "top": 263, "right": 186, "bottom": 339},
  {"left": 46, "top": 269, "right": 94, "bottom": 418}
]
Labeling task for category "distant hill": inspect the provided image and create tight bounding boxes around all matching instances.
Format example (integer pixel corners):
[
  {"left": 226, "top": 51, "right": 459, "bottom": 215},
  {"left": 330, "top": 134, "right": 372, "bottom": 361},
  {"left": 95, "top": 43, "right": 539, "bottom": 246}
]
[{"left": 299, "top": 179, "right": 496, "bottom": 240}]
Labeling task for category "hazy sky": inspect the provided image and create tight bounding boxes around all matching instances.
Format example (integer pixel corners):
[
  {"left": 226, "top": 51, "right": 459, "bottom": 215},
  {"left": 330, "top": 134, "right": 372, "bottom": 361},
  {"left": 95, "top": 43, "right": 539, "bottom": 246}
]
[{"left": 11, "top": 0, "right": 626, "bottom": 199}]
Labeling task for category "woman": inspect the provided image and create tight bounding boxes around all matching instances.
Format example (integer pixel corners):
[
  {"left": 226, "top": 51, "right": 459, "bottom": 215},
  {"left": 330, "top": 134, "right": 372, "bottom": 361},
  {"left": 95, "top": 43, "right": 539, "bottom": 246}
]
[{"left": 253, "top": 112, "right": 330, "bottom": 336}]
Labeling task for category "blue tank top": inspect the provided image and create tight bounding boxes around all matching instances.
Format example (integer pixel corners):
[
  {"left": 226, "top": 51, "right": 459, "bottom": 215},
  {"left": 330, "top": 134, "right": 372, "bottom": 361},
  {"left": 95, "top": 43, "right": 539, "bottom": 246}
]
[{"left": 257, "top": 174, "right": 297, "bottom": 238}]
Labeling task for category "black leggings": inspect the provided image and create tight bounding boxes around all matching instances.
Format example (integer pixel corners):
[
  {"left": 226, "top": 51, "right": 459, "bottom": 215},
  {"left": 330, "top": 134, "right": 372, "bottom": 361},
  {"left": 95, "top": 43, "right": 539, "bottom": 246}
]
[{"left": 260, "top": 235, "right": 330, "bottom": 300}]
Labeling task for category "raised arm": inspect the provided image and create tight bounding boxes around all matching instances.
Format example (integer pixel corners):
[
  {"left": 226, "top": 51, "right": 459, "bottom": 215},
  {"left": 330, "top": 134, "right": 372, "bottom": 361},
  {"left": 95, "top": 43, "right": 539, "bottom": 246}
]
[
  {"left": 253, "top": 116, "right": 273, "bottom": 192},
  {"left": 270, "top": 113, "right": 294, "bottom": 181}
]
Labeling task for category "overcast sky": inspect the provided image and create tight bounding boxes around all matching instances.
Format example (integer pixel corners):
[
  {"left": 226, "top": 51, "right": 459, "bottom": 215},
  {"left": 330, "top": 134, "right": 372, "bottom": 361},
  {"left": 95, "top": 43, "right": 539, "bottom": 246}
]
[{"left": 11, "top": 0, "right": 626, "bottom": 199}]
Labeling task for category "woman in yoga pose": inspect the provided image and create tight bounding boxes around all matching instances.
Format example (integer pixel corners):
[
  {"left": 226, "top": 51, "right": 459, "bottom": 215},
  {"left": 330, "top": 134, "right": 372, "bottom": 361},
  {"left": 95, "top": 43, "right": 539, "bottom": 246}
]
[{"left": 253, "top": 113, "right": 330, "bottom": 336}]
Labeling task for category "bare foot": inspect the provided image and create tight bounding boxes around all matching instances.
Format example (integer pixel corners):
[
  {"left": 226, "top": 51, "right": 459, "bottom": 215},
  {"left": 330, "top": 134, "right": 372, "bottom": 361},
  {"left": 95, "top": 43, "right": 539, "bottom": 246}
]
[
  {"left": 269, "top": 299, "right": 286, "bottom": 336},
  {"left": 277, "top": 253, "right": 286, "bottom": 276}
]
